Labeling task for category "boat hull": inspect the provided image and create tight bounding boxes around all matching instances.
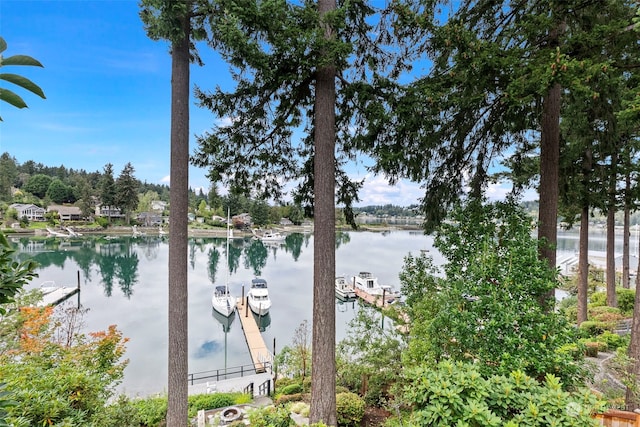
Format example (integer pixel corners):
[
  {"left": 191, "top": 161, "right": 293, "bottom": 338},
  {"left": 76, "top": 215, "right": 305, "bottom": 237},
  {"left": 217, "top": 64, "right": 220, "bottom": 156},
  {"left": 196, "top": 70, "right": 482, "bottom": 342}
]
[{"left": 212, "top": 294, "right": 236, "bottom": 318}]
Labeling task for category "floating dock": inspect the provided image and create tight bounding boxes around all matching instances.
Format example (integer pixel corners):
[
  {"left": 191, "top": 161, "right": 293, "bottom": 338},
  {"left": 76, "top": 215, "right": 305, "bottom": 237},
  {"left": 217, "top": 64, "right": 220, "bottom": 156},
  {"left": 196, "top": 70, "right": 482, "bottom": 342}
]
[
  {"left": 354, "top": 287, "right": 392, "bottom": 308},
  {"left": 236, "top": 299, "right": 272, "bottom": 373},
  {"left": 37, "top": 286, "right": 79, "bottom": 307}
]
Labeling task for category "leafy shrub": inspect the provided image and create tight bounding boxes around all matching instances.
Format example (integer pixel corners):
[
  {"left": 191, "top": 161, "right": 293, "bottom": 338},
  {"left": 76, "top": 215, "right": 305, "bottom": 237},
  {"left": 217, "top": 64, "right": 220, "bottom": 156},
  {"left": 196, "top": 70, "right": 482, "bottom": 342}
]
[
  {"left": 335, "top": 385, "right": 350, "bottom": 394},
  {"left": 584, "top": 341, "right": 600, "bottom": 357},
  {"left": 557, "top": 342, "right": 585, "bottom": 361},
  {"left": 336, "top": 392, "right": 365, "bottom": 426},
  {"left": 90, "top": 395, "right": 141, "bottom": 427},
  {"left": 275, "top": 377, "right": 298, "bottom": 390},
  {"left": 616, "top": 288, "right": 635, "bottom": 314},
  {"left": 187, "top": 392, "right": 244, "bottom": 417},
  {"left": 596, "top": 331, "right": 630, "bottom": 352},
  {"left": 95, "top": 216, "right": 109, "bottom": 229},
  {"left": 591, "top": 289, "right": 635, "bottom": 314},
  {"left": 589, "top": 306, "right": 624, "bottom": 323},
  {"left": 275, "top": 393, "right": 306, "bottom": 406},
  {"left": 579, "top": 320, "right": 608, "bottom": 337},
  {"left": 399, "top": 361, "right": 605, "bottom": 426},
  {"left": 280, "top": 383, "right": 303, "bottom": 395},
  {"left": 246, "top": 405, "right": 294, "bottom": 427},
  {"left": 289, "top": 401, "right": 308, "bottom": 414},
  {"left": 132, "top": 396, "right": 167, "bottom": 426}
]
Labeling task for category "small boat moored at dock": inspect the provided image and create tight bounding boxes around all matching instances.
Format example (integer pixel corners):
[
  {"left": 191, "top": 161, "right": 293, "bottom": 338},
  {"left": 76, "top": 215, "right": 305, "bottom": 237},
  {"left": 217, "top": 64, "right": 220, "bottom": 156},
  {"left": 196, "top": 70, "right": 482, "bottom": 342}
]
[
  {"left": 352, "top": 271, "right": 400, "bottom": 302},
  {"left": 335, "top": 275, "right": 356, "bottom": 299},
  {"left": 212, "top": 211, "right": 237, "bottom": 318},
  {"left": 247, "top": 278, "right": 271, "bottom": 316}
]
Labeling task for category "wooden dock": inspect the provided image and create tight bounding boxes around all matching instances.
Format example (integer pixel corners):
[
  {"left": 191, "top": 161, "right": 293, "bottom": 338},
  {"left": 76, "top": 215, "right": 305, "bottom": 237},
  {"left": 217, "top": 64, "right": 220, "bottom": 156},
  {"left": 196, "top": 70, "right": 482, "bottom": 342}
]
[
  {"left": 354, "top": 287, "right": 393, "bottom": 308},
  {"left": 37, "top": 286, "right": 79, "bottom": 307},
  {"left": 236, "top": 299, "right": 272, "bottom": 373}
]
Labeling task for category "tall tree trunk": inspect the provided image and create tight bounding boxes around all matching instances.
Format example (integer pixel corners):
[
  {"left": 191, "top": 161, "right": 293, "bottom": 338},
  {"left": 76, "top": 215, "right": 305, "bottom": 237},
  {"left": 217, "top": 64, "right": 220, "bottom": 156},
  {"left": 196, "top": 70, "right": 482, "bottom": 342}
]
[
  {"left": 606, "top": 148, "right": 618, "bottom": 306},
  {"left": 166, "top": 11, "right": 190, "bottom": 427},
  {"left": 607, "top": 205, "right": 618, "bottom": 306},
  {"left": 538, "top": 82, "right": 561, "bottom": 305},
  {"left": 625, "top": 230, "right": 640, "bottom": 410},
  {"left": 577, "top": 205, "right": 589, "bottom": 325},
  {"left": 309, "top": 0, "right": 336, "bottom": 424},
  {"left": 623, "top": 169, "right": 631, "bottom": 288}
]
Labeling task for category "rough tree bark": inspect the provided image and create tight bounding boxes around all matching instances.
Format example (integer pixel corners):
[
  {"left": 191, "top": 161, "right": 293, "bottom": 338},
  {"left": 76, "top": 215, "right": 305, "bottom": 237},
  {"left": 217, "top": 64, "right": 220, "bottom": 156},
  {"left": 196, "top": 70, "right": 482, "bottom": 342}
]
[
  {"left": 577, "top": 205, "right": 589, "bottom": 325},
  {"left": 309, "top": 0, "right": 337, "bottom": 424},
  {"left": 538, "top": 82, "right": 561, "bottom": 278},
  {"left": 166, "top": 11, "right": 190, "bottom": 427}
]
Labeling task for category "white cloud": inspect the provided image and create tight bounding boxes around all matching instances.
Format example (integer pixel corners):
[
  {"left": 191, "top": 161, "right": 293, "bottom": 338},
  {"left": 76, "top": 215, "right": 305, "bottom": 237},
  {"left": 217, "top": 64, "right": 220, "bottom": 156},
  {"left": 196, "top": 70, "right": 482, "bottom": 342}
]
[
  {"left": 161, "top": 175, "right": 170, "bottom": 184},
  {"left": 356, "top": 175, "right": 423, "bottom": 207}
]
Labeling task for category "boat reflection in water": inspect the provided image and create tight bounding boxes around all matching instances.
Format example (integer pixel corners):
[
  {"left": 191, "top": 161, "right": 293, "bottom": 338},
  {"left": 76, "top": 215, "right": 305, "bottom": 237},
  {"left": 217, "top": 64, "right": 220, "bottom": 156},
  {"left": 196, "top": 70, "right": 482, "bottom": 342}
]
[
  {"left": 252, "top": 310, "right": 271, "bottom": 332},
  {"left": 211, "top": 308, "right": 236, "bottom": 378}
]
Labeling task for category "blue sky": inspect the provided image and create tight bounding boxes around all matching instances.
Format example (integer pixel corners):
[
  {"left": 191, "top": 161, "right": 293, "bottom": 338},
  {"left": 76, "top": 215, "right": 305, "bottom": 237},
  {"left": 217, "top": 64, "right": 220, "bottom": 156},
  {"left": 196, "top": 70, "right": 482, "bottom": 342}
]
[{"left": 0, "top": 0, "right": 524, "bottom": 207}]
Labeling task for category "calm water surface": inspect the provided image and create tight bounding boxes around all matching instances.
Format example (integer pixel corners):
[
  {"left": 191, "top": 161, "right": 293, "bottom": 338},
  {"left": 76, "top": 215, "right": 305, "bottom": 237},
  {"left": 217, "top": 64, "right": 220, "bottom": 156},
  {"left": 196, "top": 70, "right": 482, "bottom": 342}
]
[
  {"left": 13, "top": 230, "right": 439, "bottom": 396},
  {"left": 11, "top": 228, "right": 612, "bottom": 396}
]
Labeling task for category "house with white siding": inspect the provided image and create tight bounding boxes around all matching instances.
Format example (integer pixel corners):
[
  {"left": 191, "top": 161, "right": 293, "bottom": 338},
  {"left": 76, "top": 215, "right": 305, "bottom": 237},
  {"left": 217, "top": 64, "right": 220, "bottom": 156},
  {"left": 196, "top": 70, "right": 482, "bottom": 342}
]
[{"left": 9, "top": 203, "right": 46, "bottom": 221}]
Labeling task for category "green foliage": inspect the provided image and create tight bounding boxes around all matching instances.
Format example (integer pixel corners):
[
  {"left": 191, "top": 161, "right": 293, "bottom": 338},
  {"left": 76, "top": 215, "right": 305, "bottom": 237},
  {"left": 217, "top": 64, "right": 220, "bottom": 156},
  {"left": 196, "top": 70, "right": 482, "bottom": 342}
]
[
  {"left": 335, "top": 392, "right": 365, "bottom": 426},
  {"left": 402, "top": 201, "right": 583, "bottom": 385},
  {"left": 280, "top": 383, "right": 303, "bottom": 396},
  {"left": 337, "top": 304, "right": 405, "bottom": 406},
  {"left": 591, "top": 288, "right": 636, "bottom": 315},
  {"left": 0, "top": 382, "right": 16, "bottom": 427},
  {"left": 615, "top": 288, "right": 635, "bottom": 314},
  {"left": 46, "top": 178, "right": 73, "bottom": 204},
  {"left": 0, "top": 36, "right": 46, "bottom": 121},
  {"left": 0, "top": 232, "right": 38, "bottom": 314},
  {"left": 187, "top": 392, "right": 245, "bottom": 417},
  {"left": 398, "top": 361, "right": 605, "bottom": 426},
  {"left": 95, "top": 216, "right": 109, "bottom": 228},
  {"left": 0, "top": 306, "right": 128, "bottom": 426},
  {"left": 246, "top": 405, "right": 294, "bottom": 427},
  {"left": 23, "top": 174, "right": 52, "bottom": 198},
  {"left": 594, "top": 331, "right": 629, "bottom": 352},
  {"left": 131, "top": 396, "right": 167, "bottom": 426},
  {"left": 579, "top": 321, "right": 609, "bottom": 338}
]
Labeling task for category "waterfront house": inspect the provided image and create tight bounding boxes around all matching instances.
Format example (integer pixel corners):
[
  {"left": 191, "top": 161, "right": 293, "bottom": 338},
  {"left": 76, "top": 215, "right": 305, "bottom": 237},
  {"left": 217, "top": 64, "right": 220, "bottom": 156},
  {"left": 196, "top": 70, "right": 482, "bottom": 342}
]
[
  {"left": 9, "top": 203, "right": 46, "bottom": 221},
  {"left": 48, "top": 205, "right": 83, "bottom": 221}
]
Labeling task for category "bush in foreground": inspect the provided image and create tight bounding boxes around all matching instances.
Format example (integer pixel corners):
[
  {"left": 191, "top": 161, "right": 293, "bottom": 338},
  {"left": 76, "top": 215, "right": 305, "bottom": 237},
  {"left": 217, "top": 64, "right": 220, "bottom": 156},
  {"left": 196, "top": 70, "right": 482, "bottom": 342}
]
[{"left": 393, "top": 360, "right": 606, "bottom": 427}]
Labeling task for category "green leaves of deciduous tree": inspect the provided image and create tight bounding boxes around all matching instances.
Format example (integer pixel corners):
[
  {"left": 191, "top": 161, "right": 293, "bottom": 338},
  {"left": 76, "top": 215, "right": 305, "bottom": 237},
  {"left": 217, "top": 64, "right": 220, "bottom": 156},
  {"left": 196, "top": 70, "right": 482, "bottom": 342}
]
[{"left": 0, "top": 36, "right": 45, "bottom": 121}]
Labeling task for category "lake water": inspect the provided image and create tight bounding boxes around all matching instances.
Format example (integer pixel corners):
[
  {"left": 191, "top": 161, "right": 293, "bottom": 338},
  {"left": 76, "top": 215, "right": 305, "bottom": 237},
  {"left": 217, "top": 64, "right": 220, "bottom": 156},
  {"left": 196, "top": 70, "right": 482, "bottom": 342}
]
[
  {"left": 12, "top": 230, "right": 439, "bottom": 396},
  {"left": 10, "top": 227, "right": 631, "bottom": 396}
]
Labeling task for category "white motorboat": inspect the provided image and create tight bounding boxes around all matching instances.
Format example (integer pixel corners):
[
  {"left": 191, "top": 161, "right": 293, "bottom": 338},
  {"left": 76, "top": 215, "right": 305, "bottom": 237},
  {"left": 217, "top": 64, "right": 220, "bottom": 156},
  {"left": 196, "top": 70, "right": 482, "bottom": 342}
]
[
  {"left": 212, "top": 210, "right": 237, "bottom": 317},
  {"left": 260, "top": 230, "right": 285, "bottom": 242},
  {"left": 335, "top": 275, "right": 356, "bottom": 299},
  {"left": 247, "top": 277, "right": 271, "bottom": 316},
  {"left": 352, "top": 271, "right": 399, "bottom": 300}
]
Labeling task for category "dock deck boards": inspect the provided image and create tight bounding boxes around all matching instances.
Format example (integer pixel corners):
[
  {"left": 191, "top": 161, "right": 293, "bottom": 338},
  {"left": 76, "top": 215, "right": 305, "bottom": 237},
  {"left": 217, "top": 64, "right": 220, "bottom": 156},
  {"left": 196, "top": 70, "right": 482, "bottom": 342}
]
[
  {"left": 236, "top": 299, "right": 272, "bottom": 373},
  {"left": 354, "top": 287, "right": 390, "bottom": 308},
  {"left": 38, "top": 287, "right": 79, "bottom": 307}
]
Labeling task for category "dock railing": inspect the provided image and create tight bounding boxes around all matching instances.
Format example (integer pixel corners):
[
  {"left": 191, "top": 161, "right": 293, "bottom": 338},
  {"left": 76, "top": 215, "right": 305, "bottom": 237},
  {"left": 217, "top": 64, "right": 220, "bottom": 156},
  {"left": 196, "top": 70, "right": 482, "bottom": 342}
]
[{"left": 188, "top": 362, "right": 273, "bottom": 386}]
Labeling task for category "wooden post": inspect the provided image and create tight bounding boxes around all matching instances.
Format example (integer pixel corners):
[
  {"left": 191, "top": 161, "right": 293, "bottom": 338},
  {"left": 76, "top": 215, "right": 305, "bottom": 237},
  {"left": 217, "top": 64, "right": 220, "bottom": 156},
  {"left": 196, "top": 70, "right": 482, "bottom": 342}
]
[
  {"left": 245, "top": 296, "right": 249, "bottom": 317},
  {"left": 241, "top": 284, "right": 245, "bottom": 303}
]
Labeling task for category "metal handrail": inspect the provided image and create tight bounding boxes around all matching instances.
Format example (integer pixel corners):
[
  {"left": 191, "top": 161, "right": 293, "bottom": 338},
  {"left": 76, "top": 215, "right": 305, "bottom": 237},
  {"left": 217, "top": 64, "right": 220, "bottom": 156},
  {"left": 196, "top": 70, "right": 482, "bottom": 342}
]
[{"left": 187, "top": 362, "right": 273, "bottom": 385}]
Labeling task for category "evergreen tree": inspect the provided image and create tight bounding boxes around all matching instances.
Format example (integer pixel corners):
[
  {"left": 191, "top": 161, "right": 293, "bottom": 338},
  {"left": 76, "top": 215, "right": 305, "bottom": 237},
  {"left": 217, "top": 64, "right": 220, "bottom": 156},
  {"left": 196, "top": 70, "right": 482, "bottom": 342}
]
[
  {"left": 115, "top": 163, "right": 139, "bottom": 224},
  {"left": 140, "top": 1, "right": 211, "bottom": 424},
  {"left": 99, "top": 163, "right": 117, "bottom": 221},
  {"left": 0, "top": 153, "right": 18, "bottom": 201}
]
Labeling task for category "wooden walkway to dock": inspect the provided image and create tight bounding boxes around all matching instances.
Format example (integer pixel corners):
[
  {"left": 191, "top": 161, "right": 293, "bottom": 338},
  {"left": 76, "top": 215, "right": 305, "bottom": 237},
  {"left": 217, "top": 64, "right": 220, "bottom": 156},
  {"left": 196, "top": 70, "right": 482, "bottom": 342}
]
[
  {"left": 236, "top": 299, "right": 273, "bottom": 373},
  {"left": 354, "top": 287, "right": 393, "bottom": 308}
]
